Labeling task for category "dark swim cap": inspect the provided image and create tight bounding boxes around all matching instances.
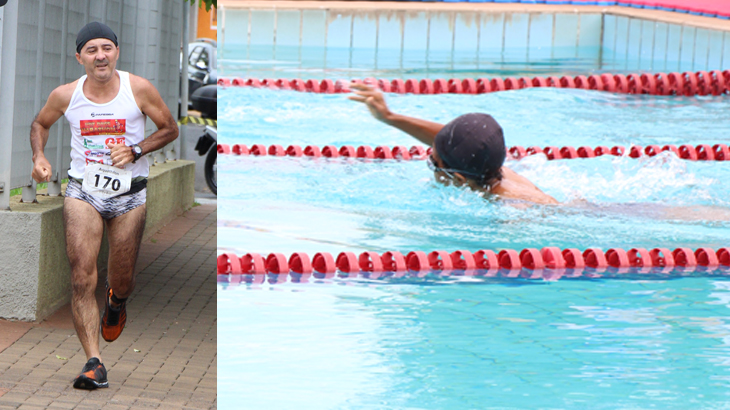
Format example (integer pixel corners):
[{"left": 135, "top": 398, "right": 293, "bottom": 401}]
[
  {"left": 76, "top": 22, "right": 118, "bottom": 53},
  {"left": 433, "top": 113, "right": 506, "bottom": 185}
]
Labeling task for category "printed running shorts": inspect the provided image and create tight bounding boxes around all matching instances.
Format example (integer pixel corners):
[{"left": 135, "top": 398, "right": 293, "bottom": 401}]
[{"left": 65, "top": 179, "right": 147, "bottom": 220}]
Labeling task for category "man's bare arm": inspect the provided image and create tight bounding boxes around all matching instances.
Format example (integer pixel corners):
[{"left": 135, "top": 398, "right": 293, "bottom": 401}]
[
  {"left": 349, "top": 83, "right": 444, "bottom": 146},
  {"left": 30, "top": 84, "right": 73, "bottom": 182},
  {"left": 109, "top": 75, "right": 179, "bottom": 166}
]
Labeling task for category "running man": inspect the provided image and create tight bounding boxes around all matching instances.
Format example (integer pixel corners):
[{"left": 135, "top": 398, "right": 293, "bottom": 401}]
[
  {"left": 349, "top": 83, "right": 558, "bottom": 205},
  {"left": 29, "top": 22, "right": 178, "bottom": 389}
]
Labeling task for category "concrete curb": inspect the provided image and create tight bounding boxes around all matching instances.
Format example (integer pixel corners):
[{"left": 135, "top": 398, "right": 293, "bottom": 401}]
[{"left": 0, "top": 161, "right": 196, "bottom": 322}]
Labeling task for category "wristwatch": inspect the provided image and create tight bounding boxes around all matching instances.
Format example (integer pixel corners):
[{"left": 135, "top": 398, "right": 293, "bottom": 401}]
[{"left": 131, "top": 144, "right": 143, "bottom": 163}]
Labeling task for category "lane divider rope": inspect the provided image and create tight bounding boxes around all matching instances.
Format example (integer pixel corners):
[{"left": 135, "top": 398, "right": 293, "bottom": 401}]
[
  {"left": 218, "top": 71, "right": 730, "bottom": 97},
  {"left": 217, "top": 247, "right": 730, "bottom": 281},
  {"left": 217, "top": 143, "right": 730, "bottom": 162}
]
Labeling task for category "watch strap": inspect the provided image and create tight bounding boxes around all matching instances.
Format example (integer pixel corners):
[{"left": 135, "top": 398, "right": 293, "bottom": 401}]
[{"left": 131, "top": 144, "right": 143, "bottom": 163}]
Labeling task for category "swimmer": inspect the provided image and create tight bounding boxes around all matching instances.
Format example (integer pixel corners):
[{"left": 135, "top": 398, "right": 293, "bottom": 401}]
[
  {"left": 30, "top": 22, "right": 178, "bottom": 389},
  {"left": 349, "top": 84, "right": 730, "bottom": 222},
  {"left": 349, "top": 83, "right": 558, "bottom": 205}
]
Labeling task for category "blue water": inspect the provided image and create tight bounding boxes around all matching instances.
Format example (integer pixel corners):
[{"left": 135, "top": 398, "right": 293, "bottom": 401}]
[
  {"left": 219, "top": 44, "right": 693, "bottom": 80},
  {"left": 218, "top": 47, "right": 730, "bottom": 409},
  {"left": 218, "top": 87, "right": 730, "bottom": 255},
  {"left": 219, "top": 277, "right": 730, "bottom": 409}
]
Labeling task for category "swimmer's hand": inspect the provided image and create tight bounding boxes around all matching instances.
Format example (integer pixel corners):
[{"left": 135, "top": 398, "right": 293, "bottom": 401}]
[
  {"left": 32, "top": 155, "right": 52, "bottom": 183},
  {"left": 107, "top": 142, "right": 134, "bottom": 168},
  {"left": 348, "top": 83, "right": 393, "bottom": 123}
]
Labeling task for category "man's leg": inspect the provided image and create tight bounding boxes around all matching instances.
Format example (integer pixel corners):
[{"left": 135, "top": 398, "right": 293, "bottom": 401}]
[
  {"left": 64, "top": 197, "right": 104, "bottom": 361},
  {"left": 104, "top": 203, "right": 146, "bottom": 308}
]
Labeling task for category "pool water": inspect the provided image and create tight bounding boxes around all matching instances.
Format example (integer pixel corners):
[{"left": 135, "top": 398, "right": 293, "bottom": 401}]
[
  {"left": 218, "top": 86, "right": 730, "bottom": 409},
  {"left": 218, "top": 87, "right": 730, "bottom": 255},
  {"left": 220, "top": 44, "right": 615, "bottom": 80},
  {"left": 219, "top": 278, "right": 730, "bottom": 409},
  {"left": 217, "top": 41, "right": 730, "bottom": 410}
]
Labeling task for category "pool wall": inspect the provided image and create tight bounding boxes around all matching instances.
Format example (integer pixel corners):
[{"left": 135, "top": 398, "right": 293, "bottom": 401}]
[{"left": 219, "top": 1, "right": 730, "bottom": 73}]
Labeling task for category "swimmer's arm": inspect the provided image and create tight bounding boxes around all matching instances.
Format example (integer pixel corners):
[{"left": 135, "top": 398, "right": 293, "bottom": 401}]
[
  {"left": 113, "top": 75, "right": 179, "bottom": 166},
  {"left": 30, "top": 84, "right": 72, "bottom": 182},
  {"left": 349, "top": 83, "right": 443, "bottom": 146},
  {"left": 658, "top": 205, "right": 730, "bottom": 221},
  {"left": 381, "top": 113, "right": 444, "bottom": 147}
]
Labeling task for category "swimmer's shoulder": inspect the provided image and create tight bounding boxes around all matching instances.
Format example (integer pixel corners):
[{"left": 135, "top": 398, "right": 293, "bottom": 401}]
[{"left": 493, "top": 167, "right": 559, "bottom": 205}]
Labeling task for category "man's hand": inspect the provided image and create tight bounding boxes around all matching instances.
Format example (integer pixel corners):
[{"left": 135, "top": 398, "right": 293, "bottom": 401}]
[
  {"left": 32, "top": 155, "right": 53, "bottom": 183},
  {"left": 107, "top": 142, "right": 134, "bottom": 167},
  {"left": 348, "top": 82, "right": 444, "bottom": 147},
  {"left": 348, "top": 83, "right": 393, "bottom": 123}
]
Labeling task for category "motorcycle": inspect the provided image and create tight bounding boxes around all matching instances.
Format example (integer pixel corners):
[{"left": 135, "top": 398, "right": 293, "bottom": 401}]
[
  {"left": 190, "top": 84, "right": 217, "bottom": 195},
  {"left": 195, "top": 125, "right": 217, "bottom": 195}
]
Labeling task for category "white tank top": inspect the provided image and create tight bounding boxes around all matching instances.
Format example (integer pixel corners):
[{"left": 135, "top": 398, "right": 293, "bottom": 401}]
[{"left": 65, "top": 70, "right": 149, "bottom": 179}]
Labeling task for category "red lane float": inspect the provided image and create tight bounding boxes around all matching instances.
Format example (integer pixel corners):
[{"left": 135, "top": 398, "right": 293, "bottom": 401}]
[
  {"left": 406, "top": 251, "right": 429, "bottom": 273},
  {"left": 250, "top": 144, "right": 266, "bottom": 156},
  {"left": 673, "top": 248, "right": 698, "bottom": 268},
  {"left": 265, "top": 253, "right": 288, "bottom": 274},
  {"left": 217, "top": 253, "right": 242, "bottom": 275},
  {"left": 289, "top": 252, "right": 313, "bottom": 275},
  {"left": 313, "top": 252, "right": 336, "bottom": 276},
  {"left": 428, "top": 250, "right": 454, "bottom": 272},
  {"left": 382, "top": 251, "right": 407, "bottom": 275},
  {"left": 583, "top": 248, "right": 608, "bottom": 272},
  {"left": 562, "top": 248, "right": 585, "bottom": 270},
  {"left": 217, "top": 247, "right": 730, "bottom": 279},
  {"left": 339, "top": 145, "right": 356, "bottom": 157},
  {"left": 220, "top": 143, "right": 730, "bottom": 162},
  {"left": 304, "top": 145, "right": 321, "bottom": 157},
  {"left": 451, "top": 250, "right": 477, "bottom": 273},
  {"left": 232, "top": 144, "right": 249, "bottom": 155},
  {"left": 242, "top": 253, "right": 266, "bottom": 274},
  {"left": 336, "top": 252, "right": 358, "bottom": 274},
  {"left": 520, "top": 248, "right": 545, "bottom": 270},
  {"left": 219, "top": 71, "right": 730, "bottom": 97}
]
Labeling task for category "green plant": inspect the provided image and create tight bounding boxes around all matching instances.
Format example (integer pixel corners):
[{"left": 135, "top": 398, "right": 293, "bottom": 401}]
[
  {"left": 9, "top": 179, "right": 69, "bottom": 197},
  {"left": 184, "top": 0, "right": 216, "bottom": 12}
]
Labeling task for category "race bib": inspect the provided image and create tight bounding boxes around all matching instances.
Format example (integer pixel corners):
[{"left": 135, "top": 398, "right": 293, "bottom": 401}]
[{"left": 82, "top": 164, "right": 132, "bottom": 199}]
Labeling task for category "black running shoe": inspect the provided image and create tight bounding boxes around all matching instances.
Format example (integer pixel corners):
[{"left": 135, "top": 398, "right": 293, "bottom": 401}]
[{"left": 72, "top": 357, "right": 109, "bottom": 389}]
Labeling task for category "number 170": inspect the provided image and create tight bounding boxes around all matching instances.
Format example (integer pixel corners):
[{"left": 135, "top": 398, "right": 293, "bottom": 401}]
[{"left": 94, "top": 174, "right": 121, "bottom": 191}]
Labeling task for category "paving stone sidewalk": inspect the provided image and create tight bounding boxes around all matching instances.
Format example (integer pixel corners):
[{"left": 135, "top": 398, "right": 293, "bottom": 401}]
[{"left": 0, "top": 202, "right": 217, "bottom": 410}]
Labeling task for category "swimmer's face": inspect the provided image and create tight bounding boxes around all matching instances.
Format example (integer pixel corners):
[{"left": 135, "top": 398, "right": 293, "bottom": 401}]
[
  {"left": 76, "top": 38, "right": 119, "bottom": 81},
  {"left": 428, "top": 149, "right": 466, "bottom": 187}
]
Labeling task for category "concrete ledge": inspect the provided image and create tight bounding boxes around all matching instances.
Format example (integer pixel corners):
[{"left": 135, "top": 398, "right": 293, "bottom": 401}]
[
  {"left": 145, "top": 161, "right": 197, "bottom": 242},
  {"left": 0, "top": 160, "right": 195, "bottom": 322}
]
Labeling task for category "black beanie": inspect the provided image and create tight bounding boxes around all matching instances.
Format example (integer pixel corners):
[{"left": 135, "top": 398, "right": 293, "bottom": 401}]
[
  {"left": 76, "top": 22, "right": 118, "bottom": 53},
  {"left": 433, "top": 113, "right": 506, "bottom": 184}
]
